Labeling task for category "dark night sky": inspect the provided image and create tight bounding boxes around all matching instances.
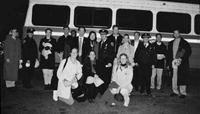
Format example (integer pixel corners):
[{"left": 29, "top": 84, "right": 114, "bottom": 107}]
[{"left": 0, "top": 0, "right": 199, "bottom": 41}]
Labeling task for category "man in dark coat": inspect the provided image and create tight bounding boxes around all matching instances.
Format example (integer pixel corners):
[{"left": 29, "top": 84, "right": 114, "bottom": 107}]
[
  {"left": 131, "top": 31, "right": 142, "bottom": 91},
  {"left": 57, "top": 25, "right": 72, "bottom": 60},
  {"left": 108, "top": 25, "right": 123, "bottom": 56},
  {"left": 167, "top": 30, "right": 192, "bottom": 98},
  {"left": 72, "top": 27, "right": 90, "bottom": 64},
  {"left": 22, "top": 28, "right": 38, "bottom": 88},
  {"left": 134, "top": 33, "right": 156, "bottom": 96},
  {"left": 98, "top": 29, "right": 115, "bottom": 95}
]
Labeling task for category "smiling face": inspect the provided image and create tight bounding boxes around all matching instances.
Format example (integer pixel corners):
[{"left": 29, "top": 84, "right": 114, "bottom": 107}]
[
  {"left": 78, "top": 28, "right": 85, "bottom": 37},
  {"left": 173, "top": 30, "right": 180, "bottom": 39},
  {"left": 134, "top": 32, "right": 140, "bottom": 40},
  {"left": 70, "top": 48, "right": 78, "bottom": 59},
  {"left": 113, "top": 26, "right": 119, "bottom": 35},
  {"left": 27, "top": 32, "right": 34, "bottom": 38},
  {"left": 63, "top": 27, "right": 70, "bottom": 35},
  {"left": 89, "top": 51, "right": 96, "bottom": 61},
  {"left": 90, "top": 33, "right": 96, "bottom": 41},
  {"left": 11, "top": 29, "right": 19, "bottom": 37},
  {"left": 156, "top": 34, "right": 162, "bottom": 42},
  {"left": 122, "top": 35, "right": 129, "bottom": 44},
  {"left": 120, "top": 54, "right": 127, "bottom": 65},
  {"left": 45, "top": 30, "right": 52, "bottom": 38}
]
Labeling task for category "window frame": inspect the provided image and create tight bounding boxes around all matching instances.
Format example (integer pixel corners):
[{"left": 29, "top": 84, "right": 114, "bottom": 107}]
[
  {"left": 156, "top": 11, "right": 191, "bottom": 34},
  {"left": 194, "top": 14, "right": 200, "bottom": 35},
  {"left": 116, "top": 8, "right": 153, "bottom": 31},
  {"left": 74, "top": 6, "right": 112, "bottom": 28},
  {"left": 32, "top": 4, "right": 70, "bottom": 27}
]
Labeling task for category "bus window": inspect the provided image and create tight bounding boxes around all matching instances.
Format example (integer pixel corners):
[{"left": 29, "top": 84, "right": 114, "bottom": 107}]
[
  {"left": 157, "top": 12, "right": 191, "bottom": 34},
  {"left": 116, "top": 9, "right": 153, "bottom": 31},
  {"left": 32, "top": 4, "right": 70, "bottom": 26},
  {"left": 74, "top": 6, "right": 112, "bottom": 28},
  {"left": 195, "top": 15, "right": 200, "bottom": 35}
]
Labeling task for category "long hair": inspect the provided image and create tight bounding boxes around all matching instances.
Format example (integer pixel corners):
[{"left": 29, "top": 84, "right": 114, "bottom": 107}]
[
  {"left": 116, "top": 53, "right": 131, "bottom": 71},
  {"left": 88, "top": 31, "right": 97, "bottom": 41},
  {"left": 84, "top": 50, "right": 96, "bottom": 64}
]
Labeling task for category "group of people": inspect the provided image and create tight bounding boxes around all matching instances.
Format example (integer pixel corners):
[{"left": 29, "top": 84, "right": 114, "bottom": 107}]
[{"left": 3, "top": 25, "right": 191, "bottom": 107}]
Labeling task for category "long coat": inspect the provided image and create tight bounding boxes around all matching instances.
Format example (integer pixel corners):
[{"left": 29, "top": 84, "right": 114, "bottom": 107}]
[
  {"left": 167, "top": 38, "right": 192, "bottom": 85},
  {"left": 57, "top": 58, "right": 82, "bottom": 99},
  {"left": 4, "top": 35, "right": 21, "bottom": 81}
]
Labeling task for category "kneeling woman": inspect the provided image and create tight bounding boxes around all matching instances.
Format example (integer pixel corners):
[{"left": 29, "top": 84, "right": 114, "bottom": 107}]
[
  {"left": 111, "top": 53, "right": 133, "bottom": 107},
  {"left": 83, "top": 50, "right": 103, "bottom": 103},
  {"left": 56, "top": 48, "right": 82, "bottom": 105}
]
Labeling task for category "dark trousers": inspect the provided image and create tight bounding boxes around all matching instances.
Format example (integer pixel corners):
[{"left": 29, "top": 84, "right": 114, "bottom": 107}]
[
  {"left": 86, "top": 84, "right": 97, "bottom": 99},
  {"left": 139, "top": 64, "right": 152, "bottom": 94},
  {"left": 22, "top": 59, "right": 35, "bottom": 87},
  {"left": 132, "top": 66, "right": 140, "bottom": 91},
  {"left": 98, "top": 67, "right": 112, "bottom": 95},
  {"left": 22, "top": 67, "right": 35, "bottom": 86},
  {"left": 51, "top": 69, "right": 58, "bottom": 90},
  {"left": 0, "top": 59, "right": 6, "bottom": 101},
  {"left": 72, "top": 82, "right": 87, "bottom": 102}
]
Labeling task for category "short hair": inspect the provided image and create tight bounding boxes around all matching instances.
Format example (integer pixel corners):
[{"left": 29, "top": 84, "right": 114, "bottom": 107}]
[
  {"left": 124, "top": 34, "right": 130, "bottom": 39},
  {"left": 155, "top": 33, "right": 162, "bottom": 38},
  {"left": 78, "top": 27, "right": 86, "bottom": 32},
  {"left": 45, "top": 28, "right": 52, "bottom": 33},
  {"left": 112, "top": 25, "right": 118, "bottom": 30},
  {"left": 63, "top": 25, "right": 70, "bottom": 30},
  {"left": 9, "top": 28, "right": 18, "bottom": 36},
  {"left": 134, "top": 31, "right": 140, "bottom": 36}
]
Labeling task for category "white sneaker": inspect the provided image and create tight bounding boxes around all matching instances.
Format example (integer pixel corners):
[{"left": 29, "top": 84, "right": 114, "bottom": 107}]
[{"left": 53, "top": 90, "right": 58, "bottom": 101}]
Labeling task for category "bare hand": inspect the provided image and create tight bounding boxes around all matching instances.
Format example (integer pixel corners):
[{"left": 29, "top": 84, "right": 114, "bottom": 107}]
[{"left": 106, "top": 63, "right": 112, "bottom": 68}]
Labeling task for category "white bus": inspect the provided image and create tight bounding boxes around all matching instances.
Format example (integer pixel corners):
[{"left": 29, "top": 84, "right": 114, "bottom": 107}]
[{"left": 23, "top": 0, "right": 200, "bottom": 68}]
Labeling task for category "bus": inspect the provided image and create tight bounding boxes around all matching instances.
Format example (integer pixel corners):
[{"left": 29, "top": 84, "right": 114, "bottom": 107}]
[{"left": 23, "top": 0, "right": 200, "bottom": 68}]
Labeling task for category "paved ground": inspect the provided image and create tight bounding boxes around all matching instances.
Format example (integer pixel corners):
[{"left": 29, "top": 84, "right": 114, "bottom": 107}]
[{"left": 1, "top": 69, "right": 200, "bottom": 114}]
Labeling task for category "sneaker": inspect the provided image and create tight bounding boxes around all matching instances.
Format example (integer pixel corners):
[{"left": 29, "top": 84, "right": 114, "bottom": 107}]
[
  {"left": 179, "top": 95, "right": 186, "bottom": 99},
  {"left": 110, "top": 102, "right": 116, "bottom": 107},
  {"left": 53, "top": 90, "right": 58, "bottom": 101},
  {"left": 170, "top": 93, "right": 178, "bottom": 97}
]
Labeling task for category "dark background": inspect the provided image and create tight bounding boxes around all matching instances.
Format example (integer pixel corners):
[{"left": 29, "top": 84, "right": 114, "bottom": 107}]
[{"left": 0, "top": 0, "right": 199, "bottom": 41}]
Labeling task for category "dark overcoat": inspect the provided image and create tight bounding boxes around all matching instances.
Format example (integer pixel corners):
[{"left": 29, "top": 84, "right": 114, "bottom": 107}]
[
  {"left": 167, "top": 38, "right": 192, "bottom": 85},
  {"left": 4, "top": 35, "right": 21, "bottom": 81}
]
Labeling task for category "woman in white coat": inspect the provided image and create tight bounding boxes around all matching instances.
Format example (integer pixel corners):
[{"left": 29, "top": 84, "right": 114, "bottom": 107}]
[
  {"left": 56, "top": 48, "right": 82, "bottom": 105},
  {"left": 114, "top": 34, "right": 135, "bottom": 67},
  {"left": 111, "top": 53, "right": 133, "bottom": 107}
]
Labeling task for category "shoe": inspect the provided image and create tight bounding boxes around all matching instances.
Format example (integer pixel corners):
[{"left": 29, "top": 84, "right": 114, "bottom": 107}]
[
  {"left": 88, "top": 99, "right": 94, "bottom": 103},
  {"left": 110, "top": 102, "right": 116, "bottom": 107},
  {"left": 179, "top": 95, "right": 186, "bottom": 99},
  {"left": 53, "top": 90, "right": 58, "bottom": 101},
  {"left": 170, "top": 93, "right": 178, "bottom": 97}
]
